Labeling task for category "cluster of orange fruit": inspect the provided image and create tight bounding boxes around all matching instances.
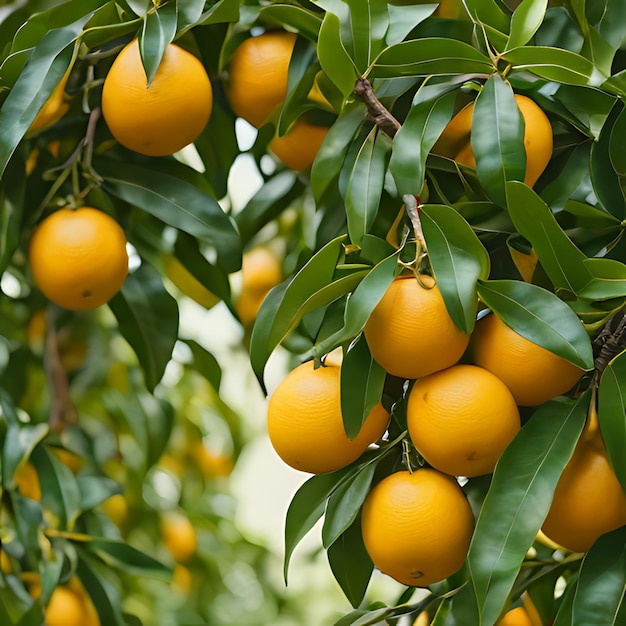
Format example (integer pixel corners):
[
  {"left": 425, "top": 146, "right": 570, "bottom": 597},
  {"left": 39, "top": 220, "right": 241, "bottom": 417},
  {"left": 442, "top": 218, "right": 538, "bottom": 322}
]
[{"left": 267, "top": 271, "right": 624, "bottom": 595}]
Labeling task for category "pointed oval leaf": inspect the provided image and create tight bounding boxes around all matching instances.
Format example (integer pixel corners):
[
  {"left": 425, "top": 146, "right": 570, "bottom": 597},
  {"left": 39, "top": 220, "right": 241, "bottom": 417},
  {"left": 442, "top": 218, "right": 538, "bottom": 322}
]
[
  {"left": 421, "top": 203, "right": 491, "bottom": 333},
  {"left": 506, "top": 0, "right": 548, "bottom": 50},
  {"left": 476, "top": 279, "right": 594, "bottom": 370},
  {"left": 139, "top": 2, "right": 177, "bottom": 86},
  {"left": 342, "top": 0, "right": 389, "bottom": 72}
]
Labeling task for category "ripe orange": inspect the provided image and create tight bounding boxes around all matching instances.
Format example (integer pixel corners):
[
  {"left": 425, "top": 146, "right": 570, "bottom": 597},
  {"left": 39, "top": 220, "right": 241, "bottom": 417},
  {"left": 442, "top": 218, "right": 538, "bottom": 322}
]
[
  {"left": 361, "top": 468, "right": 474, "bottom": 587},
  {"left": 407, "top": 364, "right": 520, "bottom": 477},
  {"left": 269, "top": 118, "right": 330, "bottom": 171},
  {"left": 226, "top": 31, "right": 296, "bottom": 128},
  {"left": 363, "top": 274, "right": 471, "bottom": 380},
  {"left": 161, "top": 511, "right": 197, "bottom": 562},
  {"left": 469, "top": 312, "right": 584, "bottom": 406},
  {"left": 102, "top": 40, "right": 212, "bottom": 156},
  {"left": 267, "top": 360, "right": 390, "bottom": 474},
  {"left": 45, "top": 584, "right": 100, "bottom": 626},
  {"left": 236, "top": 246, "right": 282, "bottom": 327},
  {"left": 541, "top": 404, "right": 626, "bottom": 553},
  {"left": 29, "top": 207, "right": 128, "bottom": 311},
  {"left": 14, "top": 462, "right": 41, "bottom": 501},
  {"left": 498, "top": 606, "right": 533, "bottom": 626}
]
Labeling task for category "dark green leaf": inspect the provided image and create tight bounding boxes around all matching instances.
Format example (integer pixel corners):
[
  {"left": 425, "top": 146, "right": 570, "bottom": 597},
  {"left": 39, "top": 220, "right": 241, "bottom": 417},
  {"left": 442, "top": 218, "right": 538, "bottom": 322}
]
[
  {"left": 386, "top": 4, "right": 438, "bottom": 46},
  {"left": 342, "top": 0, "right": 389, "bottom": 72},
  {"left": 340, "top": 334, "right": 387, "bottom": 440},
  {"left": 2, "top": 423, "right": 48, "bottom": 489},
  {"left": 609, "top": 105, "right": 626, "bottom": 176},
  {"left": 476, "top": 279, "right": 594, "bottom": 370},
  {"left": 471, "top": 74, "right": 526, "bottom": 207},
  {"left": 421, "top": 203, "right": 490, "bottom": 334},
  {"left": 461, "top": 394, "right": 588, "bottom": 625},
  {"left": 260, "top": 4, "right": 323, "bottom": 41},
  {"left": 194, "top": 0, "right": 240, "bottom": 27},
  {"left": 327, "top": 515, "right": 374, "bottom": 609},
  {"left": 97, "top": 158, "right": 241, "bottom": 273},
  {"left": 506, "top": 0, "right": 548, "bottom": 50},
  {"left": 184, "top": 339, "right": 222, "bottom": 391},
  {"left": 109, "top": 263, "right": 179, "bottom": 391},
  {"left": 571, "top": 527, "right": 626, "bottom": 625},
  {"left": 598, "top": 350, "right": 626, "bottom": 492},
  {"left": 374, "top": 38, "right": 494, "bottom": 79},
  {"left": 346, "top": 130, "right": 391, "bottom": 246},
  {"left": 139, "top": 2, "right": 177, "bottom": 86}
]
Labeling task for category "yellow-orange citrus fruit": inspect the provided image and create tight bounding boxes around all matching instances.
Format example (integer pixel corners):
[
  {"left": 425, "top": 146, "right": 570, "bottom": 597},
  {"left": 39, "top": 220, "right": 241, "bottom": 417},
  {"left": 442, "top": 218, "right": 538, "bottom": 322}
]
[
  {"left": 522, "top": 593, "right": 543, "bottom": 626},
  {"left": 102, "top": 40, "right": 212, "bottom": 156},
  {"left": 407, "top": 364, "right": 520, "bottom": 477},
  {"left": 267, "top": 360, "right": 390, "bottom": 474},
  {"left": 434, "top": 94, "right": 552, "bottom": 187},
  {"left": 45, "top": 585, "right": 96, "bottom": 626},
  {"left": 361, "top": 469, "right": 474, "bottom": 587},
  {"left": 498, "top": 606, "right": 533, "bottom": 626},
  {"left": 14, "top": 462, "right": 41, "bottom": 501},
  {"left": 163, "top": 253, "right": 220, "bottom": 309},
  {"left": 363, "top": 274, "right": 471, "bottom": 380},
  {"left": 1, "top": 549, "right": 11, "bottom": 574},
  {"left": 413, "top": 611, "right": 430, "bottom": 626},
  {"left": 269, "top": 119, "right": 330, "bottom": 171},
  {"left": 28, "top": 65, "right": 71, "bottom": 134},
  {"left": 172, "top": 563, "right": 193, "bottom": 595},
  {"left": 162, "top": 512, "right": 197, "bottom": 562},
  {"left": 236, "top": 247, "right": 282, "bottom": 327},
  {"left": 541, "top": 405, "right": 626, "bottom": 553},
  {"left": 191, "top": 442, "right": 233, "bottom": 478},
  {"left": 102, "top": 493, "right": 128, "bottom": 527},
  {"left": 469, "top": 313, "right": 584, "bottom": 407},
  {"left": 29, "top": 207, "right": 128, "bottom": 311},
  {"left": 226, "top": 31, "right": 296, "bottom": 128}
]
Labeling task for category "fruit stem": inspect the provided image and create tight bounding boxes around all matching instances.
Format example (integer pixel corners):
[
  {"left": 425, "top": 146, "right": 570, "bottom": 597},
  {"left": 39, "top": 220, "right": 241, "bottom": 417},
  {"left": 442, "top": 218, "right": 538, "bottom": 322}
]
[
  {"left": 401, "top": 194, "right": 430, "bottom": 277},
  {"left": 353, "top": 78, "right": 401, "bottom": 138}
]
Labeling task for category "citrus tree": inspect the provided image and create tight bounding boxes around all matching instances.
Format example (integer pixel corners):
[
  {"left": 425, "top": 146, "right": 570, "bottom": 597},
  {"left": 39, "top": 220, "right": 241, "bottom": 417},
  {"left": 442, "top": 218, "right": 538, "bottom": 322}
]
[{"left": 2, "top": 0, "right": 626, "bottom": 625}]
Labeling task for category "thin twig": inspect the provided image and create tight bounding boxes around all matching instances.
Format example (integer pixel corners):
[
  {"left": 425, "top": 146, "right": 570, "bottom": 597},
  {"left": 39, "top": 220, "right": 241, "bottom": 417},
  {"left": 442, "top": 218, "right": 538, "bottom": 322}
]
[
  {"left": 353, "top": 78, "right": 401, "bottom": 138},
  {"left": 593, "top": 309, "right": 626, "bottom": 379}
]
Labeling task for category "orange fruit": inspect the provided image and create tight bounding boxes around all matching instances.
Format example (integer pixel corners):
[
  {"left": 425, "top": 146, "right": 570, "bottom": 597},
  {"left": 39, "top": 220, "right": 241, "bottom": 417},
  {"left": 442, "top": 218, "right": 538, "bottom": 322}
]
[
  {"left": 44, "top": 584, "right": 98, "bottom": 626},
  {"left": 102, "top": 493, "right": 128, "bottom": 528},
  {"left": 269, "top": 118, "right": 330, "bottom": 171},
  {"left": 469, "top": 312, "right": 584, "bottom": 406},
  {"left": 226, "top": 31, "right": 296, "bottom": 128},
  {"left": 29, "top": 207, "right": 128, "bottom": 311},
  {"left": 14, "top": 462, "right": 41, "bottom": 501},
  {"left": 407, "top": 364, "right": 520, "bottom": 477},
  {"left": 236, "top": 247, "right": 282, "bottom": 327},
  {"left": 498, "top": 606, "right": 533, "bottom": 626},
  {"left": 541, "top": 404, "right": 626, "bottom": 553},
  {"left": 434, "top": 94, "right": 552, "bottom": 187},
  {"left": 102, "top": 40, "right": 212, "bottom": 156},
  {"left": 267, "top": 360, "right": 390, "bottom": 474},
  {"left": 361, "top": 469, "right": 474, "bottom": 587},
  {"left": 161, "top": 511, "right": 197, "bottom": 562},
  {"left": 363, "top": 274, "right": 471, "bottom": 380}
]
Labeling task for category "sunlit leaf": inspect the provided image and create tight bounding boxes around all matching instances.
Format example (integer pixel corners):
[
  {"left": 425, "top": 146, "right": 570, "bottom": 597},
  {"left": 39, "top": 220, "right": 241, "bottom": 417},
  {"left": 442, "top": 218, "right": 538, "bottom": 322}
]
[{"left": 506, "top": 0, "right": 548, "bottom": 50}]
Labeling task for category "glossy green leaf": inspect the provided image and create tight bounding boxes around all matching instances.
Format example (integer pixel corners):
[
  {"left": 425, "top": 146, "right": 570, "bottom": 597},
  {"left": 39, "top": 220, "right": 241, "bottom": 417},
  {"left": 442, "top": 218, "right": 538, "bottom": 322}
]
[
  {"left": 97, "top": 158, "right": 241, "bottom": 273},
  {"left": 109, "top": 263, "right": 179, "bottom": 392},
  {"left": 578, "top": 258, "right": 626, "bottom": 301},
  {"left": 374, "top": 38, "right": 494, "bottom": 78},
  {"left": 327, "top": 515, "right": 374, "bottom": 609},
  {"left": 477, "top": 279, "right": 593, "bottom": 369},
  {"left": 342, "top": 0, "right": 389, "bottom": 72},
  {"left": 571, "top": 527, "right": 626, "bottom": 625},
  {"left": 194, "top": 0, "right": 240, "bottom": 27},
  {"left": 174, "top": 0, "right": 206, "bottom": 31},
  {"left": 322, "top": 462, "right": 377, "bottom": 549},
  {"left": 386, "top": 4, "right": 437, "bottom": 46},
  {"left": 283, "top": 466, "right": 353, "bottom": 582},
  {"left": 471, "top": 74, "right": 526, "bottom": 207},
  {"left": 462, "top": 394, "right": 588, "bottom": 625},
  {"left": 139, "top": 2, "right": 177, "bottom": 86},
  {"left": 506, "top": 0, "right": 548, "bottom": 50},
  {"left": 184, "top": 339, "right": 222, "bottom": 391},
  {"left": 503, "top": 46, "right": 605, "bottom": 86},
  {"left": 609, "top": 106, "right": 626, "bottom": 176},
  {"left": 340, "top": 333, "right": 387, "bottom": 440},
  {"left": 421, "top": 204, "right": 490, "bottom": 334},
  {"left": 389, "top": 86, "right": 457, "bottom": 197},
  {"left": 346, "top": 130, "right": 391, "bottom": 246},
  {"left": 465, "top": 0, "right": 510, "bottom": 33},
  {"left": 598, "top": 350, "right": 626, "bottom": 492},
  {"left": 2, "top": 423, "right": 48, "bottom": 489},
  {"left": 307, "top": 252, "right": 398, "bottom": 360},
  {"left": 317, "top": 11, "right": 359, "bottom": 97},
  {"left": 260, "top": 4, "right": 323, "bottom": 41},
  {"left": 311, "top": 102, "right": 365, "bottom": 203}
]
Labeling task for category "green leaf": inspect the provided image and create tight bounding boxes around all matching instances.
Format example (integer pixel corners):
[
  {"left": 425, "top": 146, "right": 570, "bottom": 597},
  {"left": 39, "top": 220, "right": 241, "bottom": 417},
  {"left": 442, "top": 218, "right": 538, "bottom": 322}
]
[
  {"left": 283, "top": 466, "right": 354, "bottom": 582},
  {"left": 465, "top": 0, "right": 511, "bottom": 34},
  {"left": 461, "top": 394, "right": 588, "bottom": 625},
  {"left": 184, "top": 339, "right": 222, "bottom": 391},
  {"left": 139, "top": 2, "right": 177, "bottom": 86},
  {"left": 0, "top": 153, "right": 25, "bottom": 274},
  {"left": 386, "top": 4, "right": 438, "bottom": 46},
  {"left": 609, "top": 105, "right": 626, "bottom": 176},
  {"left": 421, "top": 204, "right": 490, "bottom": 334},
  {"left": 307, "top": 252, "right": 399, "bottom": 360},
  {"left": 2, "top": 423, "right": 48, "bottom": 489},
  {"left": 471, "top": 74, "right": 526, "bottom": 207},
  {"left": 571, "top": 527, "right": 626, "bottom": 625},
  {"left": 506, "top": 0, "right": 548, "bottom": 50},
  {"left": 327, "top": 515, "right": 374, "bottom": 609},
  {"left": 340, "top": 334, "right": 387, "bottom": 440},
  {"left": 317, "top": 11, "right": 358, "bottom": 97},
  {"left": 503, "top": 46, "right": 606, "bottom": 86},
  {"left": 109, "top": 263, "right": 179, "bottom": 392},
  {"left": 259, "top": 4, "right": 323, "bottom": 41},
  {"left": 76, "top": 476, "right": 122, "bottom": 513},
  {"left": 476, "top": 279, "right": 594, "bottom": 370},
  {"left": 373, "top": 38, "right": 494, "bottom": 79},
  {"left": 579, "top": 258, "right": 626, "bottom": 301},
  {"left": 97, "top": 158, "right": 241, "bottom": 274},
  {"left": 194, "top": 0, "right": 240, "bottom": 27},
  {"left": 389, "top": 85, "right": 457, "bottom": 197},
  {"left": 341, "top": 0, "right": 389, "bottom": 72},
  {"left": 346, "top": 130, "right": 391, "bottom": 246},
  {"left": 598, "top": 350, "right": 626, "bottom": 492}
]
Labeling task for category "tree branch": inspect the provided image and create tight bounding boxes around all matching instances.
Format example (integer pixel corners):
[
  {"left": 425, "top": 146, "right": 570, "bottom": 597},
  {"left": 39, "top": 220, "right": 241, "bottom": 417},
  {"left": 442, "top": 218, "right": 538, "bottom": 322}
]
[{"left": 354, "top": 78, "right": 401, "bottom": 138}]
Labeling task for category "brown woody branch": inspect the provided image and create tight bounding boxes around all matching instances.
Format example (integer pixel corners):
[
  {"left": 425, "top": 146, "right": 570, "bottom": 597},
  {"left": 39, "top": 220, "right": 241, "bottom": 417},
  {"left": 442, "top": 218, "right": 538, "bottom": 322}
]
[
  {"left": 354, "top": 78, "right": 401, "bottom": 138},
  {"left": 593, "top": 309, "right": 626, "bottom": 380}
]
